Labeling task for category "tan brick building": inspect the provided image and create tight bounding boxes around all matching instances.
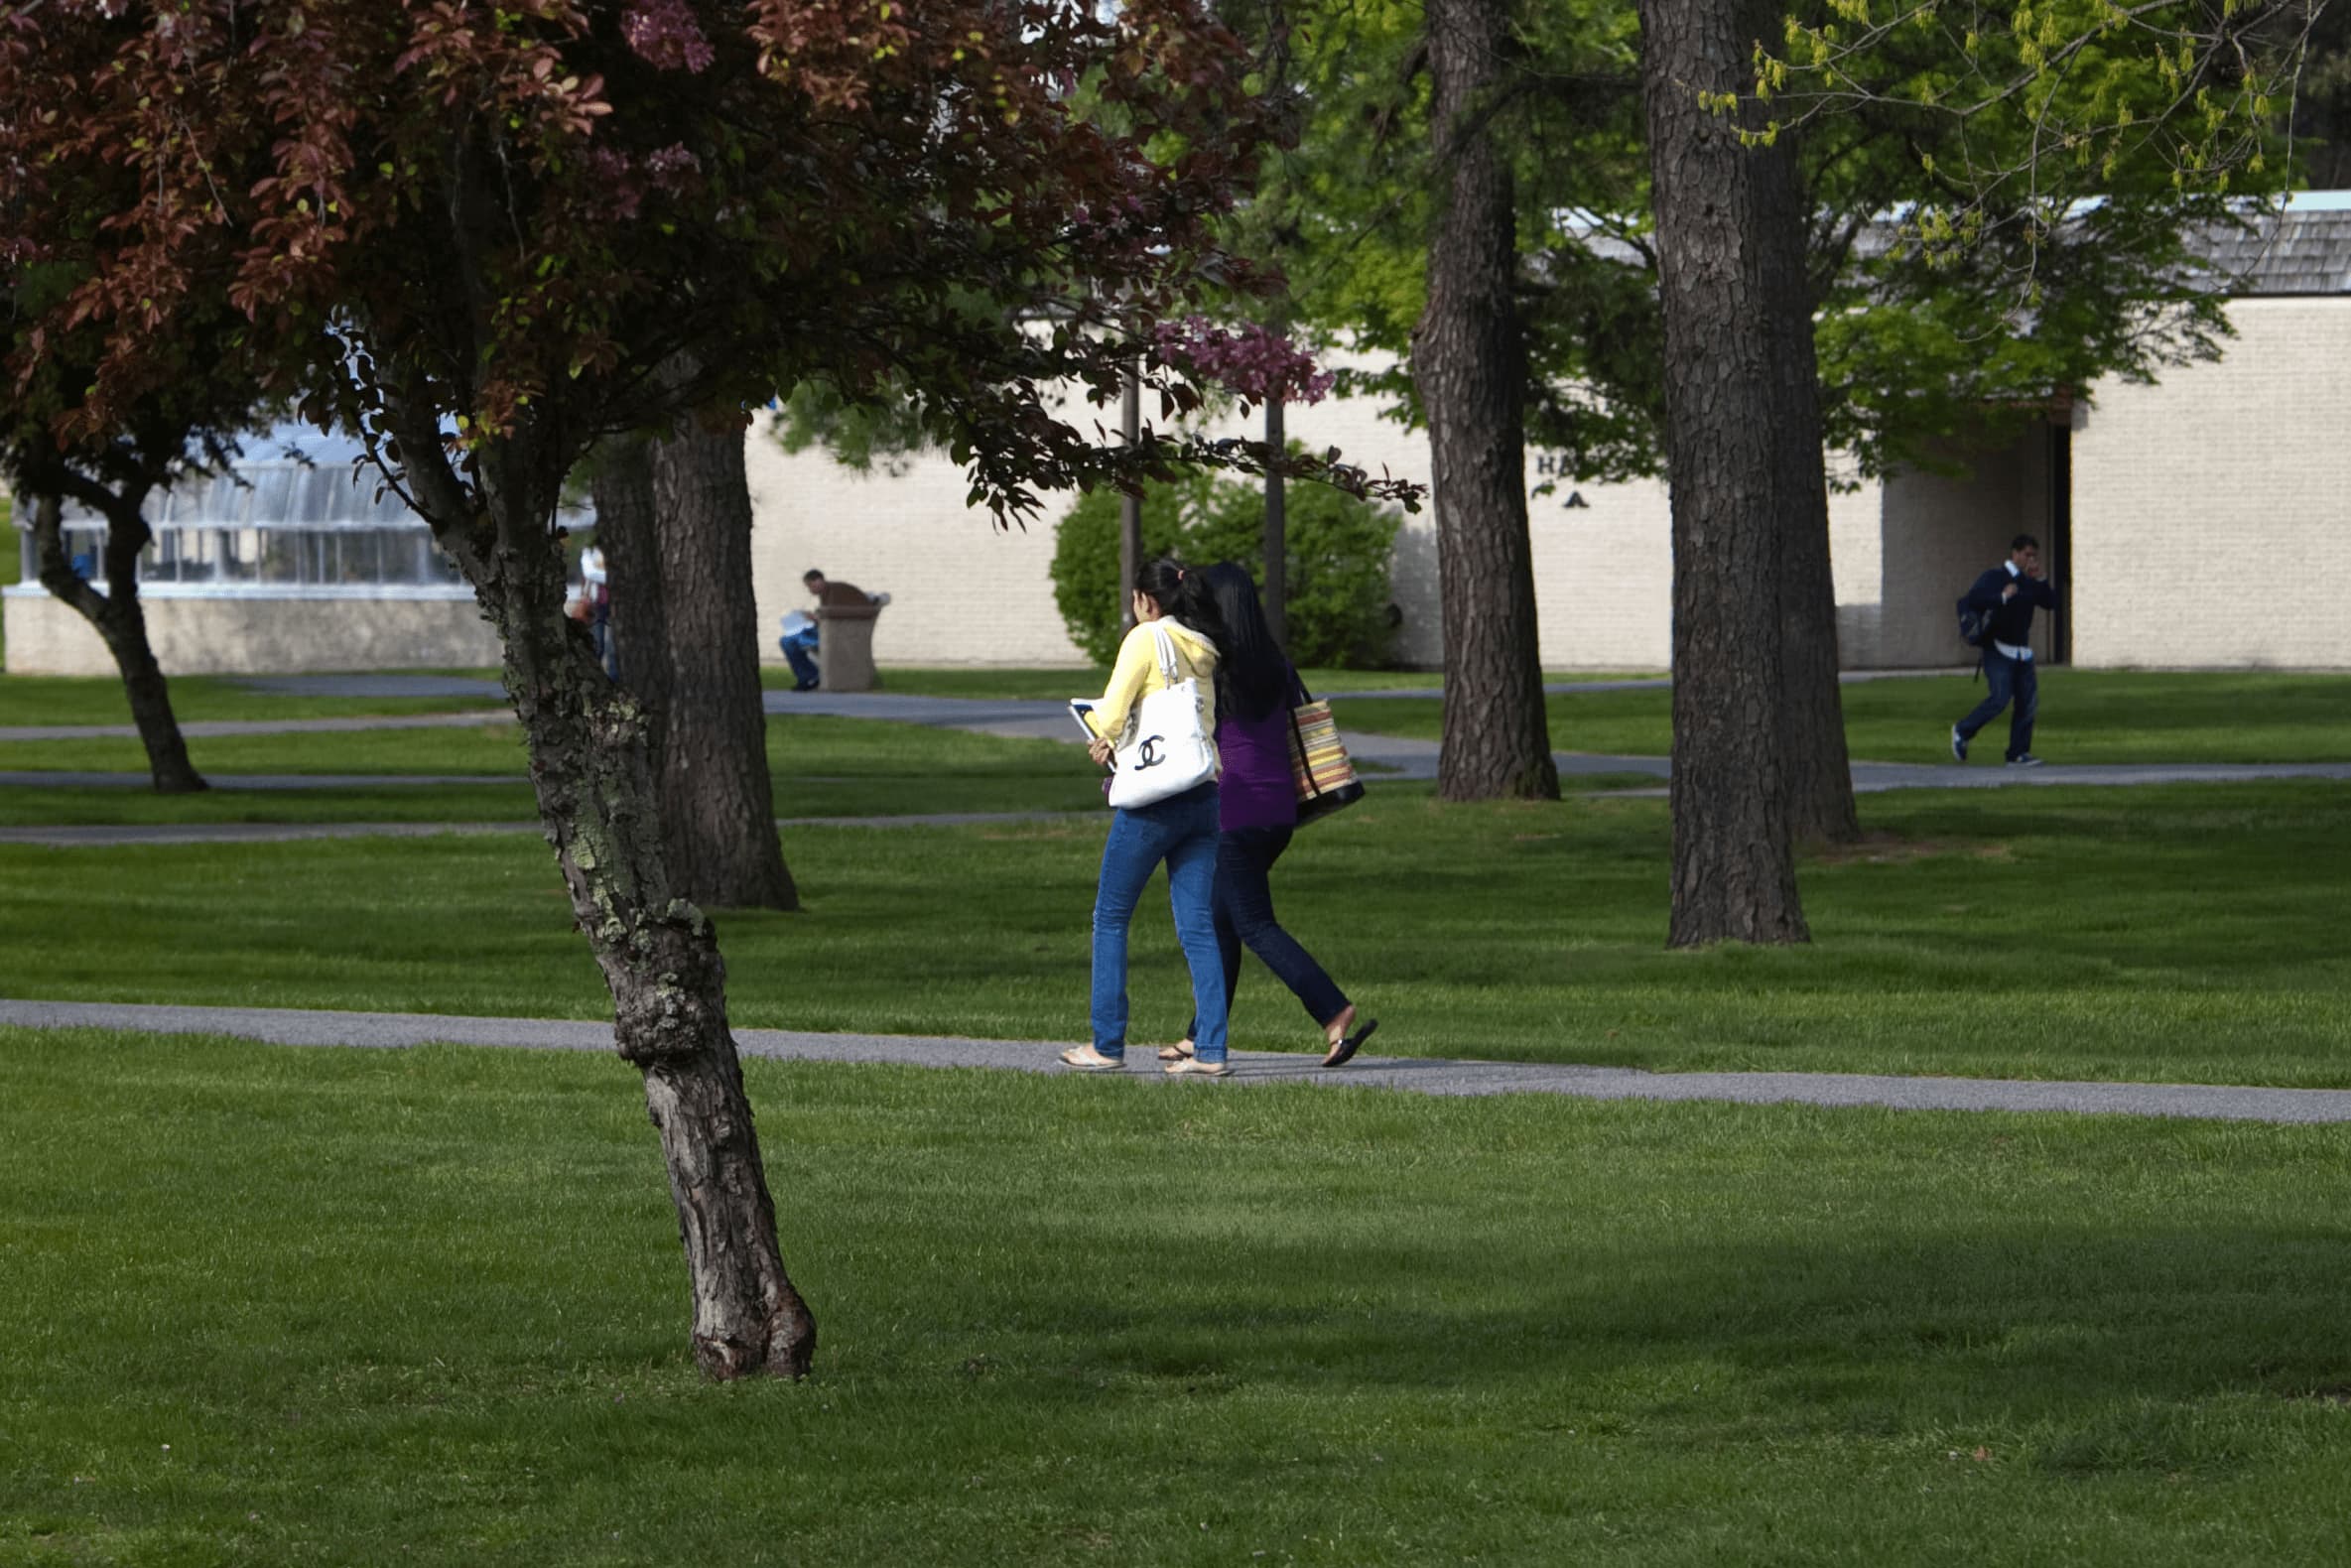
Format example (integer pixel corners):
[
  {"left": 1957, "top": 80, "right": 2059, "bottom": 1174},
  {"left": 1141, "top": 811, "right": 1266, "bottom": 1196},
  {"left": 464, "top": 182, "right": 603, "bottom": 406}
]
[
  {"left": 748, "top": 198, "right": 2351, "bottom": 675},
  {"left": 14, "top": 199, "right": 2348, "bottom": 677}
]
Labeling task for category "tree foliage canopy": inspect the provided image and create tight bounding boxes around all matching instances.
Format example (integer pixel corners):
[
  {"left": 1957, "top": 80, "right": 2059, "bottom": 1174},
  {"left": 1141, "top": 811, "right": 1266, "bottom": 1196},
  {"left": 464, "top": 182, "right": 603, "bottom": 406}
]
[
  {"left": 2, "top": 0, "right": 1418, "bottom": 539},
  {"left": 1241, "top": 0, "right": 2317, "bottom": 487}
]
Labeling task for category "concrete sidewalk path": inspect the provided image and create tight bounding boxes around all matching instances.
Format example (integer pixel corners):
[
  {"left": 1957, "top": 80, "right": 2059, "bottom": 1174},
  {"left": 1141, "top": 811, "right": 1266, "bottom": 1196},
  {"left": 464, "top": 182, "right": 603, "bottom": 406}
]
[
  {"left": 15, "top": 677, "right": 2346, "bottom": 796},
  {"left": 10, "top": 996, "right": 2351, "bottom": 1125}
]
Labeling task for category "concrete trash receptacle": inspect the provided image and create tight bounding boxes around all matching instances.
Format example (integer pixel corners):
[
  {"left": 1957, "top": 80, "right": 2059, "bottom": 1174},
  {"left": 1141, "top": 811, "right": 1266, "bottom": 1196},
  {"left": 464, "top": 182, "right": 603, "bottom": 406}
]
[{"left": 815, "top": 601, "right": 883, "bottom": 692}]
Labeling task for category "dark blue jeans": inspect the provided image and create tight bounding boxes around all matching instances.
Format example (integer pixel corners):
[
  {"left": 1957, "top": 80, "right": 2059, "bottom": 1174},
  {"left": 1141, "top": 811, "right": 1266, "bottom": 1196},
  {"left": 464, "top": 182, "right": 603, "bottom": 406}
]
[
  {"left": 779, "top": 627, "right": 821, "bottom": 689},
  {"left": 1184, "top": 825, "right": 1350, "bottom": 1042},
  {"left": 1090, "top": 782, "right": 1228, "bottom": 1064},
  {"left": 1957, "top": 649, "right": 2039, "bottom": 760}
]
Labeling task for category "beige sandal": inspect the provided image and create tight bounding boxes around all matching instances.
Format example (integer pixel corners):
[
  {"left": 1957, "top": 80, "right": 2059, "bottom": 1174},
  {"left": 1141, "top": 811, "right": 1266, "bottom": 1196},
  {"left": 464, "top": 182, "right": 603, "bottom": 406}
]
[
  {"left": 1059, "top": 1045, "right": 1123, "bottom": 1071},
  {"left": 1164, "top": 1056, "right": 1230, "bottom": 1078},
  {"left": 1156, "top": 1039, "right": 1198, "bottom": 1062}
]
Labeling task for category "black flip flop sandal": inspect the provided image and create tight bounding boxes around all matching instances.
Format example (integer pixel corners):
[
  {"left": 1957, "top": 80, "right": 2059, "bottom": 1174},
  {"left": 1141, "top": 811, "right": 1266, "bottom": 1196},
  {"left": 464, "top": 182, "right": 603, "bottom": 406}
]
[{"left": 1322, "top": 1017, "right": 1377, "bottom": 1068}]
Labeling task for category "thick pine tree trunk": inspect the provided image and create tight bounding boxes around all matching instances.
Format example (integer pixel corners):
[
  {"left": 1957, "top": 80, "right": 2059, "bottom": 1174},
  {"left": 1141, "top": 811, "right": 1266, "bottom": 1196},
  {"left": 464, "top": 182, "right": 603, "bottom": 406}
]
[
  {"left": 1778, "top": 472, "right": 1861, "bottom": 844},
  {"left": 1414, "top": 0, "right": 1558, "bottom": 802},
  {"left": 648, "top": 420, "right": 800, "bottom": 912},
  {"left": 27, "top": 493, "right": 206, "bottom": 794},
  {"left": 1765, "top": 186, "right": 1862, "bottom": 846},
  {"left": 1640, "top": 0, "right": 1810, "bottom": 945},
  {"left": 590, "top": 439, "right": 673, "bottom": 765}
]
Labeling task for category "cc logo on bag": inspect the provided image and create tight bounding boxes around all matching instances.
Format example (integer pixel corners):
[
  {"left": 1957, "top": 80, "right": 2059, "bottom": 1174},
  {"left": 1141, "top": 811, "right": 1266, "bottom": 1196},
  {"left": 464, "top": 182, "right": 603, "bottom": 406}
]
[{"left": 1133, "top": 735, "right": 1166, "bottom": 769}]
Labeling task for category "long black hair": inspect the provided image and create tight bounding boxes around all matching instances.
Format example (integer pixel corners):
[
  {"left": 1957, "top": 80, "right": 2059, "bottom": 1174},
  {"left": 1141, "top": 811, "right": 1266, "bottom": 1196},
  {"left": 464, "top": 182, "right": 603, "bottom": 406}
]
[
  {"left": 1133, "top": 557, "right": 1224, "bottom": 649},
  {"left": 1200, "top": 561, "right": 1289, "bottom": 723}
]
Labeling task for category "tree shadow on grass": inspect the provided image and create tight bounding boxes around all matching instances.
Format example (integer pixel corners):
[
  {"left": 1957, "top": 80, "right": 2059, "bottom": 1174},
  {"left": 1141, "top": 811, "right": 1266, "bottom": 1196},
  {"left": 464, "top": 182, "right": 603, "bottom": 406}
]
[{"left": 961, "top": 1217, "right": 2351, "bottom": 1479}]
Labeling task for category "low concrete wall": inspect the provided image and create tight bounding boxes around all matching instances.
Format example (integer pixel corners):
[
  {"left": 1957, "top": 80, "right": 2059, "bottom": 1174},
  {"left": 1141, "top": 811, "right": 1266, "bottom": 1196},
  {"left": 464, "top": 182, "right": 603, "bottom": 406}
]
[{"left": 1, "top": 588, "right": 499, "bottom": 676}]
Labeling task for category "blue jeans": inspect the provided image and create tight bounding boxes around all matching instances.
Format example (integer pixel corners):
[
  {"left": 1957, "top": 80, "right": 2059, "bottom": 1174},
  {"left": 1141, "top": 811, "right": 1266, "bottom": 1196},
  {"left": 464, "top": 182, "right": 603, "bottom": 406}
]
[
  {"left": 1185, "top": 826, "right": 1349, "bottom": 1041},
  {"left": 1957, "top": 649, "right": 2039, "bottom": 760},
  {"left": 779, "top": 626, "right": 820, "bottom": 689},
  {"left": 1090, "top": 782, "right": 1229, "bottom": 1064},
  {"left": 594, "top": 618, "right": 619, "bottom": 683}
]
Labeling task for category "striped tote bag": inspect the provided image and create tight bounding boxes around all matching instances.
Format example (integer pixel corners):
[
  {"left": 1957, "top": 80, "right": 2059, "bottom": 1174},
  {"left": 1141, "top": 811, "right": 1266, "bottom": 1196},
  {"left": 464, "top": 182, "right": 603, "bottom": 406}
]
[{"left": 1285, "top": 692, "right": 1366, "bottom": 826}]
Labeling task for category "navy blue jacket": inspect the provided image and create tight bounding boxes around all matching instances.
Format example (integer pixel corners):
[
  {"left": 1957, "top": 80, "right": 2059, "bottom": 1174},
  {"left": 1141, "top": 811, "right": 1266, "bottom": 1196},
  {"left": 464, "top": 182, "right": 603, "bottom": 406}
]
[{"left": 1964, "top": 565, "right": 2057, "bottom": 649}]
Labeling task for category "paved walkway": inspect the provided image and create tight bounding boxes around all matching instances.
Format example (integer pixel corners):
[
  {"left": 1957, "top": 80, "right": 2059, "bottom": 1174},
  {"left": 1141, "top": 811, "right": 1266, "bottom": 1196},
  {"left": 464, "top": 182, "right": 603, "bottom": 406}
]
[
  {"left": 11, "top": 678, "right": 2346, "bottom": 801},
  {"left": 7, "top": 997, "right": 2348, "bottom": 1124}
]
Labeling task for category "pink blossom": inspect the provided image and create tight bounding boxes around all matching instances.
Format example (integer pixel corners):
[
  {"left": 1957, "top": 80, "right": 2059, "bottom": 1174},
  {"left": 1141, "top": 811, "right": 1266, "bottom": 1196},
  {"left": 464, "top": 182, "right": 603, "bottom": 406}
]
[
  {"left": 588, "top": 146, "right": 644, "bottom": 219},
  {"left": 643, "top": 142, "right": 701, "bottom": 192},
  {"left": 622, "top": 0, "right": 716, "bottom": 73},
  {"left": 1153, "top": 316, "right": 1335, "bottom": 406}
]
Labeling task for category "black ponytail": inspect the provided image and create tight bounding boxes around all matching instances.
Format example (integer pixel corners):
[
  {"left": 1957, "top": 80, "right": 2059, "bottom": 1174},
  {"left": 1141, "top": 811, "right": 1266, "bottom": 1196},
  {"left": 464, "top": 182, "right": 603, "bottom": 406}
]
[{"left": 1133, "top": 558, "right": 1224, "bottom": 649}]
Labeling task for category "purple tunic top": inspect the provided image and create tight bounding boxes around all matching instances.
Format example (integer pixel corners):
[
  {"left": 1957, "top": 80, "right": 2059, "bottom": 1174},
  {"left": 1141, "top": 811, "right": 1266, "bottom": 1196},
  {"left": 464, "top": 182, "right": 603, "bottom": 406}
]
[{"left": 1216, "top": 699, "right": 1299, "bottom": 832}]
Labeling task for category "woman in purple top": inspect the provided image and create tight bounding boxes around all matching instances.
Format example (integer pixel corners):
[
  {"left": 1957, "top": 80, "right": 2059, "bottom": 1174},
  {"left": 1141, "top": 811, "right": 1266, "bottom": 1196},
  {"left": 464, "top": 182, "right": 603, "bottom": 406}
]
[{"left": 1163, "top": 562, "right": 1378, "bottom": 1069}]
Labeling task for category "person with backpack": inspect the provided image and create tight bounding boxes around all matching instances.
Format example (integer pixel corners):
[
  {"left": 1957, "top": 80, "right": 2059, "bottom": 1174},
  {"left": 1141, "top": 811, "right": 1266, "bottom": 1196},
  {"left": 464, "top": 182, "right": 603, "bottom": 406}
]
[{"left": 1951, "top": 533, "right": 2059, "bottom": 767}]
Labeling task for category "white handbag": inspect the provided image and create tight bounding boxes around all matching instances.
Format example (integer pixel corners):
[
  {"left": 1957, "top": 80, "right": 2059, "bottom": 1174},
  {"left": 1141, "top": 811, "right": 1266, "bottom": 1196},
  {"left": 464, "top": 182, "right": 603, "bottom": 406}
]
[{"left": 1106, "top": 623, "right": 1219, "bottom": 809}]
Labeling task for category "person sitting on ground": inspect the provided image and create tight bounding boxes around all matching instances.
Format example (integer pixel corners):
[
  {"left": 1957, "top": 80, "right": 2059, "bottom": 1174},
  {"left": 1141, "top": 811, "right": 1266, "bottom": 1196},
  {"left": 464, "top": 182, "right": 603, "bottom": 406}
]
[{"left": 779, "top": 568, "right": 888, "bottom": 692}]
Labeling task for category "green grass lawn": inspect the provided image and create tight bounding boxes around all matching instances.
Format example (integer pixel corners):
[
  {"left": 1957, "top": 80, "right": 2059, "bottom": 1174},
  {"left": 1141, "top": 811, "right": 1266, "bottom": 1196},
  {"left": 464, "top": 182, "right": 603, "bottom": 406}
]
[
  {"left": 6, "top": 782, "right": 2347, "bottom": 1087},
  {"left": 1345, "top": 670, "right": 2351, "bottom": 764},
  {"left": 0, "top": 671, "right": 506, "bottom": 728},
  {"left": 6, "top": 1027, "right": 2351, "bottom": 1565},
  {"left": 0, "top": 715, "right": 1112, "bottom": 824}
]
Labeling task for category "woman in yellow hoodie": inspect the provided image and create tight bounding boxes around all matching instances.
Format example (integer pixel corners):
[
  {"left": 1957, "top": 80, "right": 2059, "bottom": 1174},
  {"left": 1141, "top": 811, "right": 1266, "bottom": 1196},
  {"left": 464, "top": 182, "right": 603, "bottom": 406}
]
[{"left": 1061, "top": 560, "right": 1233, "bottom": 1077}]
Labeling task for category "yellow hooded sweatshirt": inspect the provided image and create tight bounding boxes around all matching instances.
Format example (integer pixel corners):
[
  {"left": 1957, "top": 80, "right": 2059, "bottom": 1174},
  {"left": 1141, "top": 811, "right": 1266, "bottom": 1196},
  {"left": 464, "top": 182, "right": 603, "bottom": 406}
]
[{"left": 1084, "top": 616, "right": 1220, "bottom": 764}]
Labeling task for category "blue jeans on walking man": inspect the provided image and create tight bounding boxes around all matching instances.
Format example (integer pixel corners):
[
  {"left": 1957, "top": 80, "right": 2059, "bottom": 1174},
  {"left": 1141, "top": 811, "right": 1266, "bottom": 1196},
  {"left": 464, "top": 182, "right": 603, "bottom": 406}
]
[
  {"left": 1090, "top": 781, "right": 1229, "bottom": 1066},
  {"left": 1957, "top": 648, "right": 2039, "bottom": 762}
]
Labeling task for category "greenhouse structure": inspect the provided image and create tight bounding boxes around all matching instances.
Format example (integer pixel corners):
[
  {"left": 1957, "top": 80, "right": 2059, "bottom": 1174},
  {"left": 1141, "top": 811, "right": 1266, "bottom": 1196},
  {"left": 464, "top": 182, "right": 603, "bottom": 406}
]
[{"left": 5, "top": 424, "right": 507, "bottom": 677}]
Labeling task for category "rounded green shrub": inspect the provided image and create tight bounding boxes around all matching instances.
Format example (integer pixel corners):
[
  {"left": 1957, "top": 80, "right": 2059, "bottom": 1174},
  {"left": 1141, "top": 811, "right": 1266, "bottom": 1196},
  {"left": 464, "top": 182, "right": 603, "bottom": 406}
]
[{"left": 1050, "top": 467, "right": 1401, "bottom": 667}]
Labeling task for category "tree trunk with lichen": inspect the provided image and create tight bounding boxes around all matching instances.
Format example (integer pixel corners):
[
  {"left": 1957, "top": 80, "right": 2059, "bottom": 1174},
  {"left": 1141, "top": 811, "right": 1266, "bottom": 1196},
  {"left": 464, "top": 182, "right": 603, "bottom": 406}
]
[
  {"left": 496, "top": 533, "right": 814, "bottom": 1377},
  {"left": 394, "top": 403, "right": 816, "bottom": 1380},
  {"left": 26, "top": 492, "right": 206, "bottom": 794}
]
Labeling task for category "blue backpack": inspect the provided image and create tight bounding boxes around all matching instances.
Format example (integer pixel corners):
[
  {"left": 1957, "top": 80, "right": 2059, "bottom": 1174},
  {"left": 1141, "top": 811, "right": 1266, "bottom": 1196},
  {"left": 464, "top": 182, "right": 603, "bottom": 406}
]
[{"left": 1956, "top": 595, "right": 1998, "bottom": 649}]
